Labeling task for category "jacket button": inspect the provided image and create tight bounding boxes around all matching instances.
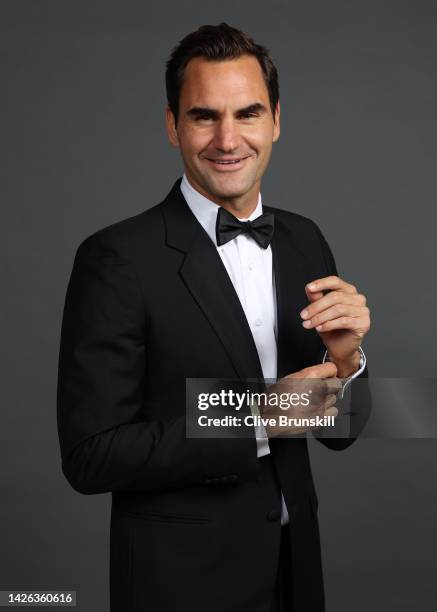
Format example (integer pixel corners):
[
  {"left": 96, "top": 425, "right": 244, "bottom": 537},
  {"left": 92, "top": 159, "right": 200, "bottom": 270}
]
[{"left": 266, "top": 509, "right": 281, "bottom": 522}]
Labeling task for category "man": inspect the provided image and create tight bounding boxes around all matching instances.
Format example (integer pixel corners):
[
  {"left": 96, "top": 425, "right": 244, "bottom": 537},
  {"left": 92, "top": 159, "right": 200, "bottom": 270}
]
[{"left": 57, "top": 23, "right": 371, "bottom": 612}]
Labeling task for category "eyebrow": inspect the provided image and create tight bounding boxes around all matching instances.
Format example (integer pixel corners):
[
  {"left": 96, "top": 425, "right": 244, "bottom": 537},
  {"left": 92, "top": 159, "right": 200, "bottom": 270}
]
[{"left": 186, "top": 103, "right": 267, "bottom": 119}]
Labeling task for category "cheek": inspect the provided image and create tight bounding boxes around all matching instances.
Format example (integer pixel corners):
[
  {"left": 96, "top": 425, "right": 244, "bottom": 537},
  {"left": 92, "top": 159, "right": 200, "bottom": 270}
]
[
  {"left": 243, "top": 127, "right": 274, "bottom": 154},
  {"left": 178, "top": 127, "right": 211, "bottom": 156}
]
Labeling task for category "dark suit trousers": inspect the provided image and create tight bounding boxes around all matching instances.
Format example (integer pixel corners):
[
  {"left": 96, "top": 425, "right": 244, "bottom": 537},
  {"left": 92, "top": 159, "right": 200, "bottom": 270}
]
[{"left": 271, "top": 526, "right": 293, "bottom": 612}]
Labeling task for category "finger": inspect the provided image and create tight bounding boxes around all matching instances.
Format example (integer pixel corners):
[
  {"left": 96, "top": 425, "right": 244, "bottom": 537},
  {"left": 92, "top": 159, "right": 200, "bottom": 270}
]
[
  {"left": 324, "top": 406, "right": 338, "bottom": 418},
  {"left": 305, "top": 283, "right": 324, "bottom": 303},
  {"left": 301, "top": 292, "right": 366, "bottom": 321},
  {"left": 301, "top": 362, "right": 338, "bottom": 379},
  {"left": 324, "top": 394, "right": 337, "bottom": 409},
  {"left": 306, "top": 276, "right": 357, "bottom": 295},
  {"left": 325, "top": 377, "right": 343, "bottom": 395},
  {"left": 314, "top": 315, "right": 368, "bottom": 334},
  {"left": 303, "top": 305, "right": 367, "bottom": 329}
]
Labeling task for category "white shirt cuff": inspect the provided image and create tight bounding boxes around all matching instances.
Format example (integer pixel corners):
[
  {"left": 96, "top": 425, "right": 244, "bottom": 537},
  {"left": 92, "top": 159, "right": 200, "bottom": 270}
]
[
  {"left": 322, "top": 346, "right": 366, "bottom": 399},
  {"left": 250, "top": 399, "right": 271, "bottom": 458}
]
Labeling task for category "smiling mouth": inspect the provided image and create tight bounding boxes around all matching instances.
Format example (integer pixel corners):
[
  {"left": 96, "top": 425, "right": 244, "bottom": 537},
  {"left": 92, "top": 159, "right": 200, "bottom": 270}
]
[{"left": 204, "top": 155, "right": 251, "bottom": 165}]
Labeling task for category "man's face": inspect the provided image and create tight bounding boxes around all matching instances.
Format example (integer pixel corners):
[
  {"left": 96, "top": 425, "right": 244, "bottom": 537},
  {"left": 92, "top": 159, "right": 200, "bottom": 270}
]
[{"left": 166, "top": 55, "right": 280, "bottom": 207}]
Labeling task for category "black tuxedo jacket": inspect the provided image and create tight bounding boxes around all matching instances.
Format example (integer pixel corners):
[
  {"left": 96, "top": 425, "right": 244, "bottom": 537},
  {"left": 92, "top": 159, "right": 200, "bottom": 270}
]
[{"left": 57, "top": 178, "right": 369, "bottom": 612}]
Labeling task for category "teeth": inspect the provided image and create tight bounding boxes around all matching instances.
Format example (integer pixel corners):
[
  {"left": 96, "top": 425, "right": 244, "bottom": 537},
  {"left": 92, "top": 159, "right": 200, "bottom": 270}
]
[{"left": 214, "top": 159, "right": 240, "bottom": 164}]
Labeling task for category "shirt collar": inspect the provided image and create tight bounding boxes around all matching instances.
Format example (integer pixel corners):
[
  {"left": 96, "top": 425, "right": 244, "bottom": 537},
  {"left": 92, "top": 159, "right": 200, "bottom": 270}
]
[{"left": 180, "top": 173, "right": 263, "bottom": 246}]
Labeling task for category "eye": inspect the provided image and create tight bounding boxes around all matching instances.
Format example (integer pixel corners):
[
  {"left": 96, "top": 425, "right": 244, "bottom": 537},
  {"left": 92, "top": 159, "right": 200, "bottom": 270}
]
[
  {"left": 195, "top": 114, "right": 215, "bottom": 122},
  {"left": 239, "top": 111, "right": 258, "bottom": 119}
]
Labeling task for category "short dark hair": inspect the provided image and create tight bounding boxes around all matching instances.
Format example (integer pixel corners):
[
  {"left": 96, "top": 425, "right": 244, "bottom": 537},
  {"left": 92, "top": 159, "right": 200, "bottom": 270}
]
[{"left": 165, "top": 22, "right": 279, "bottom": 124}]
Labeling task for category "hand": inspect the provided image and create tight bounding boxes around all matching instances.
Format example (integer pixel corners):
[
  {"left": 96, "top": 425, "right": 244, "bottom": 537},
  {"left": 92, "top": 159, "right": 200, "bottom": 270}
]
[
  {"left": 300, "top": 276, "right": 371, "bottom": 377},
  {"left": 260, "top": 362, "right": 342, "bottom": 438}
]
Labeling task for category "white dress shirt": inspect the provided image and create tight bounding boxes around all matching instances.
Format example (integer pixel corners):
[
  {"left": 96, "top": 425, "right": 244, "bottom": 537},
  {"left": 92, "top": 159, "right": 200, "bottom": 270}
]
[{"left": 180, "top": 173, "right": 365, "bottom": 525}]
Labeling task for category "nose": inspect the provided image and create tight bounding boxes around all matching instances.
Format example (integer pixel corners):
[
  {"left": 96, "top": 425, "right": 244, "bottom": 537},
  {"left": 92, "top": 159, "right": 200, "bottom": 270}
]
[{"left": 212, "top": 117, "right": 241, "bottom": 153}]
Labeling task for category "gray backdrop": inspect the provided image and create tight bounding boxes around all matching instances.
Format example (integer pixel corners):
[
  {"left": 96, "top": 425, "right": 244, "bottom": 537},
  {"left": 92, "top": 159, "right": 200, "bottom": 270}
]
[{"left": 2, "top": 1, "right": 436, "bottom": 610}]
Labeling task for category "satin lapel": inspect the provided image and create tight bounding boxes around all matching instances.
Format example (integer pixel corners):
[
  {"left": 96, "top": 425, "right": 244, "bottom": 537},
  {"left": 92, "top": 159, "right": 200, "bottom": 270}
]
[
  {"left": 161, "top": 179, "right": 264, "bottom": 380},
  {"left": 269, "top": 213, "right": 311, "bottom": 378}
]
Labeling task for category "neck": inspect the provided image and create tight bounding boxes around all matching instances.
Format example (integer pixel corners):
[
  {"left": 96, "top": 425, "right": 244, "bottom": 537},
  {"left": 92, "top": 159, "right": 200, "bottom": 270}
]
[
  {"left": 185, "top": 174, "right": 260, "bottom": 219},
  {"left": 219, "top": 197, "right": 259, "bottom": 219}
]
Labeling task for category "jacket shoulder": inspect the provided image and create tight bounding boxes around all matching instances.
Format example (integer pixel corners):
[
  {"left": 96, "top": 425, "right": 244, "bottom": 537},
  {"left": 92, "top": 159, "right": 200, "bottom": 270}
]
[{"left": 75, "top": 203, "right": 164, "bottom": 261}]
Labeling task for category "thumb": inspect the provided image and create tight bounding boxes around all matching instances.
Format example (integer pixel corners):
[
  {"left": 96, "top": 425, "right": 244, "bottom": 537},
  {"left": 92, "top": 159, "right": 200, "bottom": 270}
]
[{"left": 305, "top": 283, "right": 324, "bottom": 303}]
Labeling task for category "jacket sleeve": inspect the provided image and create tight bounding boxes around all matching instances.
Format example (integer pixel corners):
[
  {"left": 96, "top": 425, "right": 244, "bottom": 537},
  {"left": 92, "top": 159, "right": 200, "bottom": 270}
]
[
  {"left": 311, "top": 222, "right": 372, "bottom": 451},
  {"left": 57, "top": 235, "right": 258, "bottom": 495}
]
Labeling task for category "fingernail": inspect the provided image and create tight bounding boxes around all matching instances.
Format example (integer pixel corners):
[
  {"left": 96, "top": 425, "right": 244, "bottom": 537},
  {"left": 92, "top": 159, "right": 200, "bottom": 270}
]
[
  {"left": 302, "top": 320, "right": 312, "bottom": 328},
  {"left": 307, "top": 283, "right": 316, "bottom": 291},
  {"left": 300, "top": 309, "right": 308, "bottom": 319},
  {"left": 316, "top": 325, "right": 323, "bottom": 331}
]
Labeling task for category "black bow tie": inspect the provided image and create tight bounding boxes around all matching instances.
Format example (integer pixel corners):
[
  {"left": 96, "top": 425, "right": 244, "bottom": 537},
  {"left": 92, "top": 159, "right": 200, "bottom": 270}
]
[{"left": 215, "top": 207, "right": 275, "bottom": 249}]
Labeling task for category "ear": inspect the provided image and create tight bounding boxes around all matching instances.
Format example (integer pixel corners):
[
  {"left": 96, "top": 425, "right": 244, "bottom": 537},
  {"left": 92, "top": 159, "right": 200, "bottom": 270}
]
[
  {"left": 272, "top": 100, "right": 280, "bottom": 143},
  {"left": 165, "top": 106, "right": 180, "bottom": 148}
]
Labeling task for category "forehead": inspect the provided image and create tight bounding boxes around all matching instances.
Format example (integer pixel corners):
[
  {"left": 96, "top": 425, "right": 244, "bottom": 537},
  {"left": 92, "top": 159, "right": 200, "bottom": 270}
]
[{"left": 179, "top": 55, "right": 269, "bottom": 109}]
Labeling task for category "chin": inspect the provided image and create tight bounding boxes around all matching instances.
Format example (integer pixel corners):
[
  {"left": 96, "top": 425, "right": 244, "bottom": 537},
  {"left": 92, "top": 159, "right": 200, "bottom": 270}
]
[
  {"left": 211, "top": 188, "right": 250, "bottom": 201},
  {"left": 207, "top": 176, "right": 255, "bottom": 200}
]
